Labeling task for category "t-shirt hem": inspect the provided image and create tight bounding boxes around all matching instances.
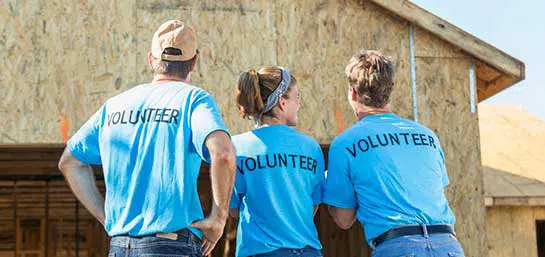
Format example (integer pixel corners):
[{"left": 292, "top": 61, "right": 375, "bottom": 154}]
[{"left": 323, "top": 198, "right": 357, "bottom": 209}]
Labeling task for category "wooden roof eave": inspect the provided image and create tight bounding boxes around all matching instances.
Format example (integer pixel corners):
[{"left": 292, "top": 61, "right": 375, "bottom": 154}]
[
  {"left": 485, "top": 196, "right": 545, "bottom": 207},
  {"left": 369, "top": 0, "right": 526, "bottom": 101}
]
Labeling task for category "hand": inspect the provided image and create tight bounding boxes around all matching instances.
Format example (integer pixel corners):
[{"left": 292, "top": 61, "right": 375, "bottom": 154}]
[{"left": 190, "top": 216, "right": 226, "bottom": 256}]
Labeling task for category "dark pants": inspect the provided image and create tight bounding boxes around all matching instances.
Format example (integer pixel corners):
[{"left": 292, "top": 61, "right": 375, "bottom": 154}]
[{"left": 109, "top": 230, "right": 202, "bottom": 257}]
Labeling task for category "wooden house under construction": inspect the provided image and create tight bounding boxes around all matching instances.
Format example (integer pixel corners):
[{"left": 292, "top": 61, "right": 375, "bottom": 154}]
[
  {"left": 480, "top": 105, "right": 545, "bottom": 257},
  {"left": 0, "top": 0, "right": 525, "bottom": 256}
]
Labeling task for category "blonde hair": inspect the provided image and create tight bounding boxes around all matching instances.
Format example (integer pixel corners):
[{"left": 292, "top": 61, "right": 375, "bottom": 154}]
[
  {"left": 236, "top": 66, "right": 297, "bottom": 119},
  {"left": 345, "top": 49, "right": 395, "bottom": 108}
]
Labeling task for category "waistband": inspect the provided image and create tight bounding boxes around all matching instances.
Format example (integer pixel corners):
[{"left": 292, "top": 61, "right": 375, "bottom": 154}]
[
  {"left": 111, "top": 229, "right": 200, "bottom": 248},
  {"left": 372, "top": 224, "right": 456, "bottom": 248},
  {"left": 249, "top": 246, "right": 321, "bottom": 257}
]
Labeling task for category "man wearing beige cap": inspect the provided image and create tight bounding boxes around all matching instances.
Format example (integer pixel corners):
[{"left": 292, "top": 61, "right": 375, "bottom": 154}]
[{"left": 58, "top": 20, "right": 236, "bottom": 257}]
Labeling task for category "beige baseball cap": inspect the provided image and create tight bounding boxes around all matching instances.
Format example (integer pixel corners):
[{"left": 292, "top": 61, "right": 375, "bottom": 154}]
[{"left": 151, "top": 20, "right": 197, "bottom": 62}]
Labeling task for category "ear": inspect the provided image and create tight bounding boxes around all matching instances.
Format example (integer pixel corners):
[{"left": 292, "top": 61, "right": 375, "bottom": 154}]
[
  {"left": 190, "top": 51, "right": 199, "bottom": 72},
  {"left": 277, "top": 96, "right": 288, "bottom": 112},
  {"left": 148, "top": 52, "right": 154, "bottom": 69},
  {"left": 349, "top": 86, "right": 359, "bottom": 102}
]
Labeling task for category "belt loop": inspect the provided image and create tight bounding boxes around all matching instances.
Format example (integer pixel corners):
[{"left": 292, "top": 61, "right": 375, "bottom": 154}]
[
  {"left": 186, "top": 230, "right": 193, "bottom": 244},
  {"left": 422, "top": 224, "right": 429, "bottom": 238},
  {"left": 449, "top": 224, "right": 457, "bottom": 237}
]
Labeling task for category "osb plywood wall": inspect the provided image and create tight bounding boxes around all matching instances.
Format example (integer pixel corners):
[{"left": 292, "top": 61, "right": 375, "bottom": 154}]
[
  {"left": 486, "top": 206, "right": 545, "bottom": 257},
  {"left": 0, "top": 0, "right": 412, "bottom": 144},
  {"left": 414, "top": 26, "right": 487, "bottom": 257},
  {"left": 0, "top": 0, "right": 485, "bottom": 256}
]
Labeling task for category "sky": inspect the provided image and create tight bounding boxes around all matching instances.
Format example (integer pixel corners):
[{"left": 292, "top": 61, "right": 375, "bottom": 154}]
[{"left": 411, "top": 0, "right": 545, "bottom": 121}]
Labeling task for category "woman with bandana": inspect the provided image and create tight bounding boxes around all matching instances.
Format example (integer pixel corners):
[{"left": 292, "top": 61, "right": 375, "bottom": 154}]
[{"left": 229, "top": 67, "right": 325, "bottom": 257}]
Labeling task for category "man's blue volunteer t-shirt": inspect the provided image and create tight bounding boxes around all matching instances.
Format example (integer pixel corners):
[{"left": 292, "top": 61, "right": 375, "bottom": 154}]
[
  {"left": 67, "top": 82, "right": 228, "bottom": 238},
  {"left": 323, "top": 113, "right": 455, "bottom": 246},
  {"left": 229, "top": 125, "right": 325, "bottom": 257}
]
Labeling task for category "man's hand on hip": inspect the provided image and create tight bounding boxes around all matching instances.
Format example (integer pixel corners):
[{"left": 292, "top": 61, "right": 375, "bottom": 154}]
[{"left": 190, "top": 216, "right": 227, "bottom": 256}]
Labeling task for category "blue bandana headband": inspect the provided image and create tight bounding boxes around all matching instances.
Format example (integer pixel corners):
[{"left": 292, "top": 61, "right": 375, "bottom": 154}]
[{"left": 254, "top": 67, "right": 291, "bottom": 124}]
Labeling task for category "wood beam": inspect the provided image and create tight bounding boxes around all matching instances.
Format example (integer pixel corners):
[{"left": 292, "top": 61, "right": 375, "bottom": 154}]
[
  {"left": 485, "top": 196, "right": 545, "bottom": 206},
  {"left": 369, "top": 0, "right": 525, "bottom": 79}
]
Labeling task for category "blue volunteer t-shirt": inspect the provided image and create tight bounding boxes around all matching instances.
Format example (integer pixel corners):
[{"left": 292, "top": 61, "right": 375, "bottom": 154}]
[
  {"left": 229, "top": 125, "right": 325, "bottom": 257},
  {"left": 323, "top": 113, "right": 455, "bottom": 246},
  {"left": 67, "top": 82, "right": 228, "bottom": 238}
]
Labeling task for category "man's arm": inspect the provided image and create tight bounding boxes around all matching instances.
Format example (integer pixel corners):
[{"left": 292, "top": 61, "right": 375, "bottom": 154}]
[
  {"left": 205, "top": 130, "right": 236, "bottom": 221},
  {"left": 190, "top": 130, "right": 236, "bottom": 256},
  {"left": 323, "top": 142, "right": 358, "bottom": 231},
  {"left": 58, "top": 148, "right": 105, "bottom": 225},
  {"left": 328, "top": 206, "right": 356, "bottom": 230}
]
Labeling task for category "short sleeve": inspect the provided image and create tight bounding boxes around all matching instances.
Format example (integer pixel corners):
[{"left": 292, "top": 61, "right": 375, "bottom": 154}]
[
  {"left": 312, "top": 145, "right": 326, "bottom": 205},
  {"left": 229, "top": 168, "right": 247, "bottom": 209},
  {"left": 67, "top": 106, "right": 104, "bottom": 165},
  {"left": 323, "top": 142, "right": 357, "bottom": 208},
  {"left": 190, "top": 91, "right": 229, "bottom": 163}
]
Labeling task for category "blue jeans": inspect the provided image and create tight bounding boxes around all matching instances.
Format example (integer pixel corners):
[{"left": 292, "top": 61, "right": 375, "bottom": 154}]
[
  {"left": 372, "top": 233, "right": 465, "bottom": 257},
  {"left": 252, "top": 247, "right": 322, "bottom": 257},
  {"left": 109, "top": 230, "right": 202, "bottom": 257}
]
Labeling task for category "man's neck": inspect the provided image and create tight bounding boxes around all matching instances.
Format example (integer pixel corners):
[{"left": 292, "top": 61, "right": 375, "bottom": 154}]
[
  {"left": 151, "top": 74, "right": 189, "bottom": 84},
  {"left": 354, "top": 103, "right": 393, "bottom": 120}
]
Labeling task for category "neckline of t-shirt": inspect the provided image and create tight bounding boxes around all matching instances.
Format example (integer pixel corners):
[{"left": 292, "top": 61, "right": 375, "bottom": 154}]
[
  {"left": 143, "top": 81, "right": 191, "bottom": 88},
  {"left": 253, "top": 124, "right": 291, "bottom": 131},
  {"left": 360, "top": 113, "right": 398, "bottom": 121}
]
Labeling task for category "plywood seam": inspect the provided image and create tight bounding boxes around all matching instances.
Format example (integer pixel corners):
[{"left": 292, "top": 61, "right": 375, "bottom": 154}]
[
  {"left": 409, "top": 23, "right": 418, "bottom": 122},
  {"left": 469, "top": 60, "right": 476, "bottom": 113}
]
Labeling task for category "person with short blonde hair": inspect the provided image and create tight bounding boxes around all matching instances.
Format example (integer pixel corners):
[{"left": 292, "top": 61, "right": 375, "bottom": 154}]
[
  {"left": 324, "top": 49, "right": 465, "bottom": 257},
  {"left": 345, "top": 49, "right": 395, "bottom": 108}
]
